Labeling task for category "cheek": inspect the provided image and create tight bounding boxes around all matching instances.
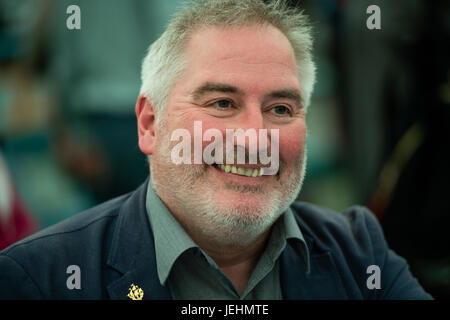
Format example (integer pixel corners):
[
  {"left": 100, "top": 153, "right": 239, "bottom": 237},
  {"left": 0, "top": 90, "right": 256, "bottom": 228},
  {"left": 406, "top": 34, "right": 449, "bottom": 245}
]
[
  {"left": 162, "top": 113, "right": 224, "bottom": 164},
  {"left": 278, "top": 124, "right": 306, "bottom": 164},
  {"left": 184, "top": 115, "right": 227, "bottom": 149}
]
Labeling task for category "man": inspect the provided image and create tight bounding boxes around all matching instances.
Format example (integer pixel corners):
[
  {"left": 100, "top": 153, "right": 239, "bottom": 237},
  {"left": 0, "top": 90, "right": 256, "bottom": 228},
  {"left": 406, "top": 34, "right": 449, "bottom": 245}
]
[{"left": 0, "top": 0, "right": 432, "bottom": 299}]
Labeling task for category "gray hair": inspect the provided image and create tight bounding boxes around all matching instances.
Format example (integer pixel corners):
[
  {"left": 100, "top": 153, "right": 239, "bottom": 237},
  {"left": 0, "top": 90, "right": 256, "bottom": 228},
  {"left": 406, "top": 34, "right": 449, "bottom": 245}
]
[{"left": 139, "top": 0, "right": 316, "bottom": 119}]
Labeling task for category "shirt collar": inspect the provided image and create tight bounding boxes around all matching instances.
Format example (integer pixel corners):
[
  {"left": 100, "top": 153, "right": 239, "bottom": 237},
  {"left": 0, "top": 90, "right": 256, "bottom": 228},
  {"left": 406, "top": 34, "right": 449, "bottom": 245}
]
[
  {"left": 283, "top": 206, "right": 311, "bottom": 274},
  {"left": 146, "top": 179, "right": 199, "bottom": 285},
  {"left": 145, "top": 179, "right": 310, "bottom": 285}
]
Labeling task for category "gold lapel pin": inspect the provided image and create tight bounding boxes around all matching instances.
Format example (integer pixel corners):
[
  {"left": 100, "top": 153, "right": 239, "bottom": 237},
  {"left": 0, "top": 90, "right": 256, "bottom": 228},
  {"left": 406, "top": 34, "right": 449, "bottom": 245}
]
[{"left": 127, "top": 283, "right": 144, "bottom": 300}]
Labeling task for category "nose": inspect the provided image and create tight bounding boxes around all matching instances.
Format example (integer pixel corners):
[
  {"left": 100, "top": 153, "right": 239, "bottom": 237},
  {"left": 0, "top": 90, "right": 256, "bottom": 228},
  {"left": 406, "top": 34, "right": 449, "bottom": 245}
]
[
  {"left": 225, "top": 102, "right": 271, "bottom": 165},
  {"left": 237, "top": 102, "right": 265, "bottom": 132}
]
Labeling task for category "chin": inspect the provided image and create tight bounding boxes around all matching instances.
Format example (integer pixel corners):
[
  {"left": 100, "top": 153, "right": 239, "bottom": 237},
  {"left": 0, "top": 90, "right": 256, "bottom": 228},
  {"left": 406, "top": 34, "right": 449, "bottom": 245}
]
[
  {"left": 199, "top": 195, "right": 284, "bottom": 245},
  {"left": 210, "top": 188, "right": 272, "bottom": 216}
]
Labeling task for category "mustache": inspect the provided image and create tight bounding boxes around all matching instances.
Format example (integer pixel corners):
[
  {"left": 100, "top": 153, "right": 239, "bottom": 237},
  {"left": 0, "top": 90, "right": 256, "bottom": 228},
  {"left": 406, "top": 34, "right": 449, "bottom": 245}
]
[{"left": 208, "top": 144, "right": 273, "bottom": 166}]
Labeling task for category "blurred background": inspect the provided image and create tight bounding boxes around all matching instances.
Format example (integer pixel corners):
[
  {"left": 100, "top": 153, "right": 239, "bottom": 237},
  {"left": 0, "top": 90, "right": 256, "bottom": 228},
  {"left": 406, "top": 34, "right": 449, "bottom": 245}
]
[{"left": 0, "top": 0, "right": 449, "bottom": 299}]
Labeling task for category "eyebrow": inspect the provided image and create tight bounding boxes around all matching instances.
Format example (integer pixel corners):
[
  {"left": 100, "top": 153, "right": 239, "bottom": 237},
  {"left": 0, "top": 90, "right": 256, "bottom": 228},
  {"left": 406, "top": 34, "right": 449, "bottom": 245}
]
[
  {"left": 266, "top": 88, "right": 303, "bottom": 110},
  {"left": 191, "top": 82, "right": 303, "bottom": 109},
  {"left": 191, "top": 82, "right": 243, "bottom": 100}
]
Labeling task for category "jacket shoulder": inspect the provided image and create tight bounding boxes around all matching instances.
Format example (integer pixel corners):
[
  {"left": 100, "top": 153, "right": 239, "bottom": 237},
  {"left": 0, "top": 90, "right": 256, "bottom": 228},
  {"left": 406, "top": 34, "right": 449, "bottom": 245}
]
[
  {"left": 289, "top": 202, "right": 433, "bottom": 299},
  {"left": 290, "top": 202, "right": 380, "bottom": 249},
  {"left": 0, "top": 193, "right": 131, "bottom": 299}
]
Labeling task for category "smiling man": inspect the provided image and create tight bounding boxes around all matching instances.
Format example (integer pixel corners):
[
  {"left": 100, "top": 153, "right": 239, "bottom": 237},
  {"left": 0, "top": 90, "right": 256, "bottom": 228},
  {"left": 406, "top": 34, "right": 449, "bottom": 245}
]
[
  {"left": 138, "top": 23, "right": 308, "bottom": 297},
  {"left": 0, "top": 0, "right": 432, "bottom": 299}
]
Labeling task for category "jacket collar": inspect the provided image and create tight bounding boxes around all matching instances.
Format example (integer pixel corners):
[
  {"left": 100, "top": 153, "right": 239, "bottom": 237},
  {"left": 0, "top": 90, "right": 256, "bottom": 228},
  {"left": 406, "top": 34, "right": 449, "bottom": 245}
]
[
  {"left": 106, "top": 178, "right": 171, "bottom": 300},
  {"left": 280, "top": 213, "right": 349, "bottom": 299}
]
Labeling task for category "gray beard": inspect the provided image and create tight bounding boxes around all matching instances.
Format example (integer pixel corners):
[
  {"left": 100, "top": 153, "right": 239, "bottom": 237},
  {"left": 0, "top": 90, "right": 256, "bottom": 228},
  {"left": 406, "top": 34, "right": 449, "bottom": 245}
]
[{"left": 150, "top": 129, "right": 307, "bottom": 247}]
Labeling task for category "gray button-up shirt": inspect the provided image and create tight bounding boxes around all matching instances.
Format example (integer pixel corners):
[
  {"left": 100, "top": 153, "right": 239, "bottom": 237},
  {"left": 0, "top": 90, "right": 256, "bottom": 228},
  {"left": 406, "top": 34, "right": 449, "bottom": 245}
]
[{"left": 146, "top": 180, "right": 309, "bottom": 299}]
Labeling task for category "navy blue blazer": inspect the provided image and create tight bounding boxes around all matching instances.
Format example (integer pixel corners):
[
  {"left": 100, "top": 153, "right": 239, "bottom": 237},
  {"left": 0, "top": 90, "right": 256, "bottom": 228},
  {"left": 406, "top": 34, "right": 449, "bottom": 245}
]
[{"left": 0, "top": 179, "right": 432, "bottom": 299}]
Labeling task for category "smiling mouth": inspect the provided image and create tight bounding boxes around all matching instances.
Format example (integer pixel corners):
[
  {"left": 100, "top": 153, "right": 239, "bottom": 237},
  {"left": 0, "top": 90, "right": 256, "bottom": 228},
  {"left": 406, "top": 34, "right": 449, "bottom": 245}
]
[{"left": 212, "top": 164, "right": 273, "bottom": 177}]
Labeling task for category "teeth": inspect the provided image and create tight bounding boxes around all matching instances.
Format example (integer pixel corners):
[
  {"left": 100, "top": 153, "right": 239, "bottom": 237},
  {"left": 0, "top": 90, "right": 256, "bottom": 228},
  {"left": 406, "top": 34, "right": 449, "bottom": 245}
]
[{"left": 216, "top": 164, "right": 263, "bottom": 177}]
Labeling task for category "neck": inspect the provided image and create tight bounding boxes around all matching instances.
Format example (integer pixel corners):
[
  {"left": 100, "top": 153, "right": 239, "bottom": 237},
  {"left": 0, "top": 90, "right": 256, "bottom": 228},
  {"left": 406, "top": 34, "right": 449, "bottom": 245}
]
[{"left": 192, "top": 227, "right": 272, "bottom": 296}]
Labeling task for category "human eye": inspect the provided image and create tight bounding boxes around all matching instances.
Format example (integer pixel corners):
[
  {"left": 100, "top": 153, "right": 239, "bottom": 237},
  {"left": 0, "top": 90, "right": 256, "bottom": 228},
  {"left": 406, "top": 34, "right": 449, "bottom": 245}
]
[
  {"left": 203, "top": 98, "right": 237, "bottom": 117},
  {"left": 270, "top": 105, "right": 292, "bottom": 116},
  {"left": 210, "top": 99, "right": 233, "bottom": 110}
]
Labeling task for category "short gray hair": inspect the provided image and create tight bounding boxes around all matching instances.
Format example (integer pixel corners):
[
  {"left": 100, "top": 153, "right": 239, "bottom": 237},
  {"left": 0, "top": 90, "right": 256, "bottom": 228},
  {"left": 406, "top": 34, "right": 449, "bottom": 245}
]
[{"left": 139, "top": 0, "right": 316, "bottom": 119}]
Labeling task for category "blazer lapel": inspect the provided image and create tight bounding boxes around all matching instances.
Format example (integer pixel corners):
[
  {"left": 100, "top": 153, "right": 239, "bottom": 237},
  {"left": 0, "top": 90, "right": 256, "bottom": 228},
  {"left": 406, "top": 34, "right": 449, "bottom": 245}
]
[
  {"left": 280, "top": 239, "right": 349, "bottom": 299},
  {"left": 105, "top": 179, "right": 172, "bottom": 300}
]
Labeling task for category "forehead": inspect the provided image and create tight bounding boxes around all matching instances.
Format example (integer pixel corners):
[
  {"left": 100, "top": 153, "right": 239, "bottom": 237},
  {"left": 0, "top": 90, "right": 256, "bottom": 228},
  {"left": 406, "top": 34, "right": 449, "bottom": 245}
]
[{"left": 182, "top": 24, "right": 300, "bottom": 90}]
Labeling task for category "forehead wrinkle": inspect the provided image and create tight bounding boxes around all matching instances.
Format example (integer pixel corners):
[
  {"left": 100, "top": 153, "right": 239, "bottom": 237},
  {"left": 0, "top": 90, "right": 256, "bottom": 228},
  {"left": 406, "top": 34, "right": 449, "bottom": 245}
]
[{"left": 200, "top": 48, "right": 297, "bottom": 78}]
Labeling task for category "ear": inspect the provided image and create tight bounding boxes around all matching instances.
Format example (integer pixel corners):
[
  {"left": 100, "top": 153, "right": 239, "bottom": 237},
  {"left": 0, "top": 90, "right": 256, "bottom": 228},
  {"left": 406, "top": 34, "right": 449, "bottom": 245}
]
[{"left": 136, "top": 95, "right": 156, "bottom": 155}]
